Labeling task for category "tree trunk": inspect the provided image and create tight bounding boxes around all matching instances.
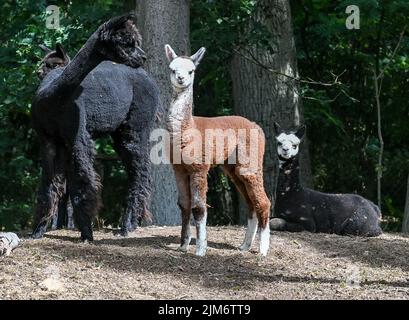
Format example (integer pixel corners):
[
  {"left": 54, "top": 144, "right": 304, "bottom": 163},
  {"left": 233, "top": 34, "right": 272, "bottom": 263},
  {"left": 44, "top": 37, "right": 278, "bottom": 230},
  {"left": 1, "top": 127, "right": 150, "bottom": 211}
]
[
  {"left": 402, "top": 174, "right": 409, "bottom": 233},
  {"left": 207, "top": 167, "right": 237, "bottom": 225},
  {"left": 136, "top": 0, "right": 190, "bottom": 225},
  {"left": 123, "top": 0, "right": 136, "bottom": 12},
  {"left": 231, "top": 0, "right": 312, "bottom": 221}
]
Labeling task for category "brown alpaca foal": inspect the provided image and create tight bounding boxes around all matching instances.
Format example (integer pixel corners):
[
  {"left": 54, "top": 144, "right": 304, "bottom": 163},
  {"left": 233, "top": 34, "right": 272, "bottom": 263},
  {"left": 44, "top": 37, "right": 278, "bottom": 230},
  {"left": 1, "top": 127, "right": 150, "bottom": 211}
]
[{"left": 165, "top": 44, "right": 271, "bottom": 256}]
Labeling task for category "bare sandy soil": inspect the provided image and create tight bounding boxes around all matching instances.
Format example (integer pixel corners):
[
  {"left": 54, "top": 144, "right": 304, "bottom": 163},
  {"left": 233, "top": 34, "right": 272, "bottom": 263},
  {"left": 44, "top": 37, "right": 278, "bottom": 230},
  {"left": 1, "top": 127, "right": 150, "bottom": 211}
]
[{"left": 1, "top": 226, "right": 409, "bottom": 300}]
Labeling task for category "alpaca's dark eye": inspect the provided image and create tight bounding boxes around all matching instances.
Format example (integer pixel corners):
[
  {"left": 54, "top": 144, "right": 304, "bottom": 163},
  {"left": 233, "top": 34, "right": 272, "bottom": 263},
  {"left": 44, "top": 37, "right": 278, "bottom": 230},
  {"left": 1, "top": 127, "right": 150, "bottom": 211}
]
[
  {"left": 172, "top": 70, "right": 175, "bottom": 74},
  {"left": 278, "top": 142, "right": 282, "bottom": 146},
  {"left": 189, "top": 70, "right": 193, "bottom": 75},
  {"left": 292, "top": 145, "right": 297, "bottom": 149}
]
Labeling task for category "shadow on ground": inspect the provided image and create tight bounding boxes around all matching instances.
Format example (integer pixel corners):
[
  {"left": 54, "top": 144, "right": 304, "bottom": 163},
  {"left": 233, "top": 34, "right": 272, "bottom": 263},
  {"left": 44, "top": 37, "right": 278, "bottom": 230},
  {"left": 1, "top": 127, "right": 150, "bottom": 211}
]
[
  {"left": 39, "top": 230, "right": 409, "bottom": 291},
  {"left": 275, "top": 231, "right": 409, "bottom": 272}
]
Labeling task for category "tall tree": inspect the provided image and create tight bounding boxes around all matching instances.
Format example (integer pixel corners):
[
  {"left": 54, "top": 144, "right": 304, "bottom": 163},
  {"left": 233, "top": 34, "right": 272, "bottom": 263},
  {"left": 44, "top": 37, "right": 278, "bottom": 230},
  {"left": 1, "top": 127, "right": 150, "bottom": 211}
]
[
  {"left": 136, "top": 0, "right": 190, "bottom": 224},
  {"left": 230, "top": 0, "right": 312, "bottom": 220},
  {"left": 403, "top": 174, "right": 409, "bottom": 233}
]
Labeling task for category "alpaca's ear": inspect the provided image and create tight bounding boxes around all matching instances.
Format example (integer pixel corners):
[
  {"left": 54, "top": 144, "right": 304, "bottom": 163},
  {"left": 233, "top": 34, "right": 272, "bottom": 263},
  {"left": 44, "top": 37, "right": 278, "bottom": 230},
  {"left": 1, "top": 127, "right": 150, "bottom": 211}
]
[
  {"left": 165, "top": 44, "right": 177, "bottom": 63},
  {"left": 295, "top": 125, "right": 306, "bottom": 140},
  {"left": 39, "top": 44, "right": 52, "bottom": 54},
  {"left": 190, "top": 47, "right": 206, "bottom": 66},
  {"left": 55, "top": 43, "right": 69, "bottom": 62},
  {"left": 274, "top": 122, "right": 283, "bottom": 136}
]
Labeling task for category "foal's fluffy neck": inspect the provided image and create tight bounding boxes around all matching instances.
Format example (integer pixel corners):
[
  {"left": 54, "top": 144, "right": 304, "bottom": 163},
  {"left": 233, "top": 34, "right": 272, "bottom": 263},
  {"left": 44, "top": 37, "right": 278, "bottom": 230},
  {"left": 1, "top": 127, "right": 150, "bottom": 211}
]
[
  {"left": 167, "top": 84, "right": 194, "bottom": 133},
  {"left": 277, "top": 156, "right": 302, "bottom": 193}
]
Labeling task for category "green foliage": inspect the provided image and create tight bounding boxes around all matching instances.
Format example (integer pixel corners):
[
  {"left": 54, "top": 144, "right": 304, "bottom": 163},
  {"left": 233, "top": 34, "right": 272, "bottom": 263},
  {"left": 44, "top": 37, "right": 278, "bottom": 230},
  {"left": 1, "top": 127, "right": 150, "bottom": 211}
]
[
  {"left": 0, "top": 0, "right": 407, "bottom": 231},
  {"left": 0, "top": 0, "right": 127, "bottom": 230},
  {"left": 192, "top": 0, "right": 409, "bottom": 228},
  {"left": 191, "top": 0, "right": 256, "bottom": 117},
  {"left": 292, "top": 0, "right": 409, "bottom": 226}
]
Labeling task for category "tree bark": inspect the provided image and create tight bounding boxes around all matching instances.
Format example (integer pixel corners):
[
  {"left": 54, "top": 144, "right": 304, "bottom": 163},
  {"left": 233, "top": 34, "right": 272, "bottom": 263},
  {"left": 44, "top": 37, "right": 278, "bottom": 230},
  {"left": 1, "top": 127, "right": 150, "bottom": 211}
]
[
  {"left": 136, "top": 0, "right": 190, "bottom": 225},
  {"left": 402, "top": 174, "right": 409, "bottom": 233},
  {"left": 231, "top": 0, "right": 312, "bottom": 221}
]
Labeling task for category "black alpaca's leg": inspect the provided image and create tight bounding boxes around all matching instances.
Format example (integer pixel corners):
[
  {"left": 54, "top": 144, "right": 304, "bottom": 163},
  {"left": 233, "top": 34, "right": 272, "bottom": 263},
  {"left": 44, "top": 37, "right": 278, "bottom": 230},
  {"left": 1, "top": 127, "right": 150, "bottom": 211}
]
[
  {"left": 54, "top": 147, "right": 72, "bottom": 230},
  {"left": 49, "top": 177, "right": 69, "bottom": 230},
  {"left": 51, "top": 189, "right": 75, "bottom": 230},
  {"left": 67, "top": 135, "right": 101, "bottom": 241},
  {"left": 112, "top": 128, "right": 152, "bottom": 236},
  {"left": 54, "top": 188, "right": 75, "bottom": 229},
  {"left": 56, "top": 190, "right": 69, "bottom": 229},
  {"left": 32, "top": 139, "right": 66, "bottom": 239}
]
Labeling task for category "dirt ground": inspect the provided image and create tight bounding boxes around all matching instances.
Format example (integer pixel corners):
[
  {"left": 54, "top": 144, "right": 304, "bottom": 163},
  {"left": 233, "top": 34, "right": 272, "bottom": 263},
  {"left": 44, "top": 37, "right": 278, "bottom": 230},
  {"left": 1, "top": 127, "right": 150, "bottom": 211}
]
[{"left": 1, "top": 226, "right": 409, "bottom": 300}]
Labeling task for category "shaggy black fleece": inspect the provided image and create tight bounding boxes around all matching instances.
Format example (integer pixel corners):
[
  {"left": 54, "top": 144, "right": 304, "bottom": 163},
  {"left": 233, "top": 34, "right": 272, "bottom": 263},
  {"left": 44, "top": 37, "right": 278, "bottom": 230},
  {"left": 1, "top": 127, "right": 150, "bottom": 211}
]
[
  {"left": 270, "top": 124, "right": 382, "bottom": 237},
  {"left": 31, "top": 14, "right": 161, "bottom": 241}
]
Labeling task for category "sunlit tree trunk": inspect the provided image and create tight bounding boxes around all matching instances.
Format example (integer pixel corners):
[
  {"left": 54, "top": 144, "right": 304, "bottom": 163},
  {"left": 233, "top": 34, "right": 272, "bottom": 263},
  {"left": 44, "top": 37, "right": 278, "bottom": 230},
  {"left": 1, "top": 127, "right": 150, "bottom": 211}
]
[
  {"left": 136, "top": 0, "right": 190, "bottom": 224},
  {"left": 231, "top": 0, "right": 312, "bottom": 221}
]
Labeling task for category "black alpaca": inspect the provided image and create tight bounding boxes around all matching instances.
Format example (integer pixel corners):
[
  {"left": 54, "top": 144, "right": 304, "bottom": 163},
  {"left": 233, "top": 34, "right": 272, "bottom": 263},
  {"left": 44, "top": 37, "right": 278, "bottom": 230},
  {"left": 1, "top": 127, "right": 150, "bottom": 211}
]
[
  {"left": 37, "top": 43, "right": 70, "bottom": 80},
  {"left": 270, "top": 123, "right": 382, "bottom": 236},
  {"left": 37, "top": 45, "right": 75, "bottom": 231},
  {"left": 31, "top": 14, "right": 161, "bottom": 241}
]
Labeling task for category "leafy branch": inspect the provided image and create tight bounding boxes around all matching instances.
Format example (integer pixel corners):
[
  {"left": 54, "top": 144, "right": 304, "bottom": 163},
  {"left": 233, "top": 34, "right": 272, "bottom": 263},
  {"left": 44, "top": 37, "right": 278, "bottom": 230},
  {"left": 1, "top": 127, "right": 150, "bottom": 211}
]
[{"left": 229, "top": 46, "right": 357, "bottom": 103}]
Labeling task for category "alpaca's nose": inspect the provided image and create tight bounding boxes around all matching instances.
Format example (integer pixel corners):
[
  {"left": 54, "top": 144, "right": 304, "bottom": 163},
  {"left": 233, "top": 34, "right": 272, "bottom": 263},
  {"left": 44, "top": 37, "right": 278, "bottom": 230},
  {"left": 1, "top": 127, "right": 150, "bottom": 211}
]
[
  {"left": 177, "top": 75, "right": 184, "bottom": 81},
  {"left": 282, "top": 146, "right": 289, "bottom": 152}
]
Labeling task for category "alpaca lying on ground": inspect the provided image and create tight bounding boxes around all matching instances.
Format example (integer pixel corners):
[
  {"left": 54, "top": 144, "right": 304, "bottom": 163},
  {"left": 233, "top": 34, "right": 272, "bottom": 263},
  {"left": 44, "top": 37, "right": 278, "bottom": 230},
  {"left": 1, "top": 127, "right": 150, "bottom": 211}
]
[
  {"left": 165, "top": 44, "right": 271, "bottom": 256},
  {"left": 270, "top": 123, "right": 382, "bottom": 236},
  {"left": 31, "top": 14, "right": 161, "bottom": 241}
]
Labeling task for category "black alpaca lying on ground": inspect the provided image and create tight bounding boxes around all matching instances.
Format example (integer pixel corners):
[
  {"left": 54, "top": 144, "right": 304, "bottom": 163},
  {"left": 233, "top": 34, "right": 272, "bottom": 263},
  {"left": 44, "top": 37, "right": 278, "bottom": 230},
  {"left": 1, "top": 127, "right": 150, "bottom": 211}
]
[
  {"left": 31, "top": 14, "right": 161, "bottom": 241},
  {"left": 270, "top": 123, "right": 382, "bottom": 236}
]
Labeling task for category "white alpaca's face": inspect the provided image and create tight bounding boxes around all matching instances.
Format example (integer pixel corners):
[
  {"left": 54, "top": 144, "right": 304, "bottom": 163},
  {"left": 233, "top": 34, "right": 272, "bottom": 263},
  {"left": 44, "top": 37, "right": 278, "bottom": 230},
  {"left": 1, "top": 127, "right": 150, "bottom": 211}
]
[
  {"left": 165, "top": 44, "right": 206, "bottom": 90},
  {"left": 276, "top": 133, "right": 300, "bottom": 159},
  {"left": 169, "top": 58, "right": 196, "bottom": 89}
]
